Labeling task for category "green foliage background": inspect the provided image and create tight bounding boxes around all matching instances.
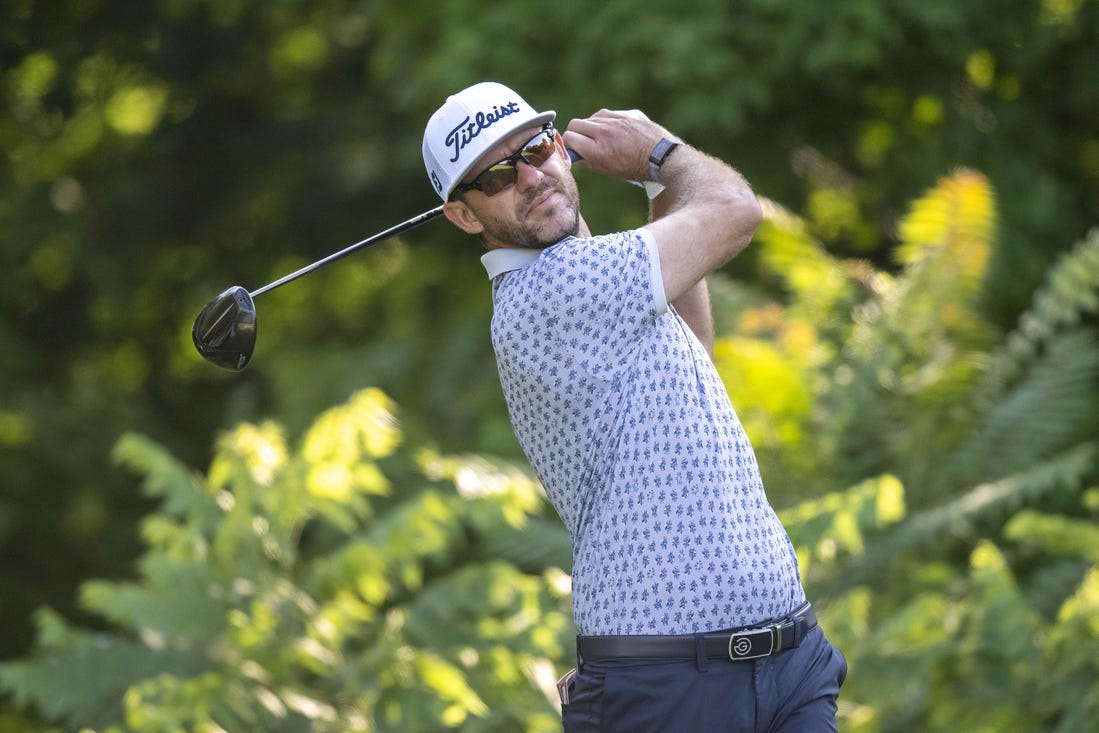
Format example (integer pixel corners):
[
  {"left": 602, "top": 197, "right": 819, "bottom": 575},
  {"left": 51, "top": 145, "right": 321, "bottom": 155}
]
[{"left": 1, "top": 1, "right": 1098, "bottom": 730}]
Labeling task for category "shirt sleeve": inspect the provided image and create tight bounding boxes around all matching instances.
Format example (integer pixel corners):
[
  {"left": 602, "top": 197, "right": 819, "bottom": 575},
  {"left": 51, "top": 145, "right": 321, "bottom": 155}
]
[{"left": 637, "top": 227, "right": 669, "bottom": 317}]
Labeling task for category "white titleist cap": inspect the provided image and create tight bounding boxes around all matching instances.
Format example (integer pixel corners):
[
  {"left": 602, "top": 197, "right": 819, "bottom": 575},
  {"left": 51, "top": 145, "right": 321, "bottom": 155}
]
[{"left": 423, "top": 81, "right": 555, "bottom": 201}]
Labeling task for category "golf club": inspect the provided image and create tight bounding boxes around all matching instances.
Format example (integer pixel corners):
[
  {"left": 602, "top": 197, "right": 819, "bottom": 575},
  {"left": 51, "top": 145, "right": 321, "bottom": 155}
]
[
  {"left": 194, "top": 149, "right": 587, "bottom": 371},
  {"left": 192, "top": 205, "right": 444, "bottom": 371}
]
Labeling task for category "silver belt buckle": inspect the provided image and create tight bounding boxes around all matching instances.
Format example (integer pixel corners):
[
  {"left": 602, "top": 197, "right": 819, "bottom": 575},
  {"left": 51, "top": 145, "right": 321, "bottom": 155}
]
[{"left": 727, "top": 627, "right": 776, "bottom": 660}]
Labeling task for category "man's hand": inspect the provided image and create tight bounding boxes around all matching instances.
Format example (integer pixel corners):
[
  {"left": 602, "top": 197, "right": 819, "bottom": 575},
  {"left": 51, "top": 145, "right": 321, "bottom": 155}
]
[
  {"left": 563, "top": 109, "right": 676, "bottom": 184},
  {"left": 569, "top": 109, "right": 761, "bottom": 307}
]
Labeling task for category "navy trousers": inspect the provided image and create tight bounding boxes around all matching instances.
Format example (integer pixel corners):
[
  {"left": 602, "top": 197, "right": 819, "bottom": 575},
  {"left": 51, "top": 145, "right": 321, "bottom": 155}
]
[{"left": 562, "top": 626, "right": 847, "bottom": 732}]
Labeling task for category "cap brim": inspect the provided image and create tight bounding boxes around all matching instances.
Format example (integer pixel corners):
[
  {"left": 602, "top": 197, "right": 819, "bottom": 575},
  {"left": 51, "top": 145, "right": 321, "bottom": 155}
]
[{"left": 446, "top": 110, "right": 556, "bottom": 197}]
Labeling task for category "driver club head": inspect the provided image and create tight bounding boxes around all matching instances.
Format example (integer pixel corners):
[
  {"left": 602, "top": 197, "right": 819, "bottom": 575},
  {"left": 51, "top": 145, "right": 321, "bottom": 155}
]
[{"left": 192, "top": 286, "right": 257, "bottom": 371}]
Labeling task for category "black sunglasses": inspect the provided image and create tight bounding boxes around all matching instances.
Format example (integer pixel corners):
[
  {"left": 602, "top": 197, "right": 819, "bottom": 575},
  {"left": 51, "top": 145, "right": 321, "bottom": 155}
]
[{"left": 452, "top": 127, "right": 559, "bottom": 198}]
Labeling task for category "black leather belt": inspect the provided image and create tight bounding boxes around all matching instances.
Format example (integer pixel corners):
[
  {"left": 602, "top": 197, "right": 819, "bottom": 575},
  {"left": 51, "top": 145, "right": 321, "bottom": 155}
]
[{"left": 577, "top": 602, "right": 817, "bottom": 662}]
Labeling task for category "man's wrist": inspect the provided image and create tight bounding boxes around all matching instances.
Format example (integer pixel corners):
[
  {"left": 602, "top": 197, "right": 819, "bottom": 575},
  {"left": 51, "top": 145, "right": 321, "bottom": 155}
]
[{"left": 648, "top": 137, "right": 683, "bottom": 183}]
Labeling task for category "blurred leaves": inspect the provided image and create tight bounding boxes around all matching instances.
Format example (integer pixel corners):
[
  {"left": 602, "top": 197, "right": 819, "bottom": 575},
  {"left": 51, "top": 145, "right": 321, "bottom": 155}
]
[
  {"left": 707, "top": 170, "right": 1099, "bottom": 732},
  {"left": 3, "top": 163, "right": 1098, "bottom": 729},
  {"left": 0, "top": 1, "right": 1098, "bottom": 731},
  {"left": 1, "top": 388, "right": 572, "bottom": 732}
]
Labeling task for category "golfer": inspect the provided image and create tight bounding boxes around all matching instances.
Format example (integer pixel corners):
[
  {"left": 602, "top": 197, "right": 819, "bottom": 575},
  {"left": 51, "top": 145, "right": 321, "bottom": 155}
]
[{"left": 423, "top": 82, "right": 846, "bottom": 732}]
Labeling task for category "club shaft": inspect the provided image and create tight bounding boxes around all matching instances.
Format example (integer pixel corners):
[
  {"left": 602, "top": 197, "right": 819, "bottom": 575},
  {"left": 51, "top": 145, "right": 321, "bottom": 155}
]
[{"left": 249, "top": 205, "right": 445, "bottom": 298}]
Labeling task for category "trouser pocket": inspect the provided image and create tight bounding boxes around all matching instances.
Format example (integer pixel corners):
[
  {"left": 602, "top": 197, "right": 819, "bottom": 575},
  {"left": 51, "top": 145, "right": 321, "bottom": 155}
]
[{"left": 561, "top": 664, "right": 605, "bottom": 732}]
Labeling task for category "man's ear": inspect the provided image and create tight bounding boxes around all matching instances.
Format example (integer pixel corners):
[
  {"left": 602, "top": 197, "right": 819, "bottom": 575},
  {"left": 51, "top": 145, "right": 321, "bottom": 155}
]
[
  {"left": 443, "top": 199, "right": 485, "bottom": 235},
  {"left": 554, "top": 130, "right": 572, "bottom": 171}
]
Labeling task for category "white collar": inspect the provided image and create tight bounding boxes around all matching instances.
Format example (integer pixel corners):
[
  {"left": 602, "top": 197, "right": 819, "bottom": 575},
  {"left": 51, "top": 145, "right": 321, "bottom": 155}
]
[{"left": 480, "top": 247, "right": 544, "bottom": 279}]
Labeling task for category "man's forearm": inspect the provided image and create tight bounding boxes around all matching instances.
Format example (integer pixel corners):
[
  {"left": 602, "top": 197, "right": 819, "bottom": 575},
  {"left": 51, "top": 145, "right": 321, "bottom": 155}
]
[
  {"left": 649, "top": 191, "right": 715, "bottom": 354},
  {"left": 670, "top": 277, "right": 714, "bottom": 355}
]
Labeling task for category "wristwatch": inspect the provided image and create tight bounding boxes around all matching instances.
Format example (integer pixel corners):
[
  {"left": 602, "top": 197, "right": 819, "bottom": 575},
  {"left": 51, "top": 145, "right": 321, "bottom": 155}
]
[{"left": 648, "top": 137, "right": 683, "bottom": 183}]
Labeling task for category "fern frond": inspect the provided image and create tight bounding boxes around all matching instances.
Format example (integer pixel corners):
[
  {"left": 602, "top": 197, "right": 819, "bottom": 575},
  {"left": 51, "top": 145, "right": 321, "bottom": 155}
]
[
  {"left": 755, "top": 196, "right": 854, "bottom": 319},
  {"left": 0, "top": 627, "right": 206, "bottom": 730},
  {"left": 1041, "top": 566, "right": 1099, "bottom": 732},
  {"left": 884, "top": 168, "right": 996, "bottom": 351},
  {"left": 308, "top": 489, "right": 467, "bottom": 607},
  {"left": 1004, "top": 509, "right": 1099, "bottom": 562},
  {"left": 419, "top": 450, "right": 572, "bottom": 570},
  {"left": 896, "top": 168, "right": 996, "bottom": 276},
  {"left": 112, "top": 432, "right": 209, "bottom": 516},
  {"left": 402, "top": 561, "right": 543, "bottom": 646},
  {"left": 982, "top": 228, "right": 1099, "bottom": 394},
  {"left": 833, "top": 441, "right": 1097, "bottom": 589},
  {"left": 836, "top": 171, "right": 998, "bottom": 450},
  {"left": 780, "top": 474, "right": 906, "bottom": 577},
  {"left": 301, "top": 387, "right": 402, "bottom": 464},
  {"left": 475, "top": 515, "right": 573, "bottom": 573},
  {"left": 80, "top": 578, "right": 226, "bottom": 647},
  {"left": 944, "top": 329, "right": 1099, "bottom": 486},
  {"left": 419, "top": 450, "right": 547, "bottom": 524}
]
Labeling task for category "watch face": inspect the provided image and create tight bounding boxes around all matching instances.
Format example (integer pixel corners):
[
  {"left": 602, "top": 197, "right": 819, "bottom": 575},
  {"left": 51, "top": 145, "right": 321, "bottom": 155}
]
[
  {"left": 649, "top": 138, "right": 681, "bottom": 183},
  {"left": 651, "top": 138, "right": 680, "bottom": 165}
]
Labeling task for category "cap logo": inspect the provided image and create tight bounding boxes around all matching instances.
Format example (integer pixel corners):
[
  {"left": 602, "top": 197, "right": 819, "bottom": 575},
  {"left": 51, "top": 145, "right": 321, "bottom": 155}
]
[{"left": 444, "top": 101, "right": 522, "bottom": 163}]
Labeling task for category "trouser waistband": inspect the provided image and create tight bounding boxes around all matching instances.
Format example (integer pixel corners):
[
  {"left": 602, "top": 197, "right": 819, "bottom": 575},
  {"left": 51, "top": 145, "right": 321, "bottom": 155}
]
[{"left": 577, "top": 602, "right": 817, "bottom": 662}]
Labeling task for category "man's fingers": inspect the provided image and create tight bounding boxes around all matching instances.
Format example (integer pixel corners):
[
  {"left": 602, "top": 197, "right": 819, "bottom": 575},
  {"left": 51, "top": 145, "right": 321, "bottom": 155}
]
[
  {"left": 562, "top": 124, "right": 597, "bottom": 148},
  {"left": 564, "top": 110, "right": 668, "bottom": 180},
  {"left": 562, "top": 116, "right": 611, "bottom": 162},
  {"left": 560, "top": 128, "right": 592, "bottom": 161},
  {"left": 564, "top": 115, "right": 604, "bottom": 138}
]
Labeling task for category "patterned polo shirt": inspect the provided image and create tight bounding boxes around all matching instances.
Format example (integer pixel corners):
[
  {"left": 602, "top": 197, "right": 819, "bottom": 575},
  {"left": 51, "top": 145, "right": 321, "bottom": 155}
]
[{"left": 481, "top": 229, "right": 806, "bottom": 636}]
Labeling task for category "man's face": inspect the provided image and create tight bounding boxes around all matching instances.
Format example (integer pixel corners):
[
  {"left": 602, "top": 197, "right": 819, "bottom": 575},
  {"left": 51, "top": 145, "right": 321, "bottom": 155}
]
[{"left": 448, "top": 125, "right": 580, "bottom": 250}]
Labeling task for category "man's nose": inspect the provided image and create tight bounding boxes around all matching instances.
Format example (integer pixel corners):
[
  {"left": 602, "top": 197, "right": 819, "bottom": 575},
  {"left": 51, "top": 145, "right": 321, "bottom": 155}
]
[{"left": 515, "top": 157, "right": 544, "bottom": 190}]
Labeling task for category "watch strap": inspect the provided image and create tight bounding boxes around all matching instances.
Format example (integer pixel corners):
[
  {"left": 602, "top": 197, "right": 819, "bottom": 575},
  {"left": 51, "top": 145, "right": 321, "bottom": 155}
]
[{"left": 648, "top": 137, "right": 683, "bottom": 182}]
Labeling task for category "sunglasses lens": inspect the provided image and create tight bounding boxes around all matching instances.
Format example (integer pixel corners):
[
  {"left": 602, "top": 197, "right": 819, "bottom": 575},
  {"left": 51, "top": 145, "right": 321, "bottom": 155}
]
[
  {"left": 461, "top": 129, "right": 556, "bottom": 197},
  {"left": 479, "top": 165, "right": 519, "bottom": 197},
  {"left": 522, "top": 134, "right": 556, "bottom": 166}
]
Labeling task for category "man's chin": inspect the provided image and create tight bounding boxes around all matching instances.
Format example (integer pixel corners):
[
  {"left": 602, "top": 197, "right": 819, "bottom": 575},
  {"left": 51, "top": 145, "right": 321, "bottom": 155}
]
[
  {"left": 530, "top": 216, "right": 580, "bottom": 249},
  {"left": 524, "top": 186, "right": 580, "bottom": 244}
]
